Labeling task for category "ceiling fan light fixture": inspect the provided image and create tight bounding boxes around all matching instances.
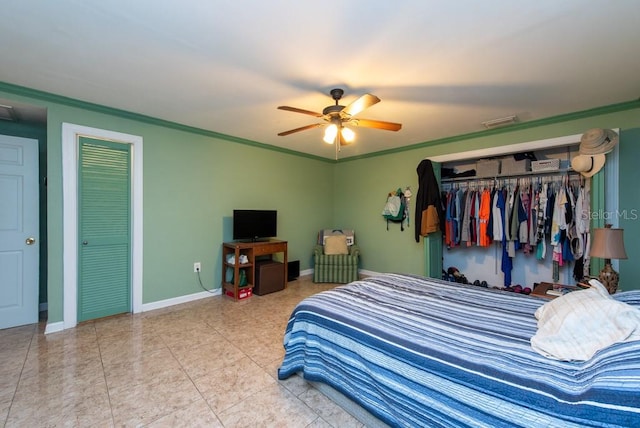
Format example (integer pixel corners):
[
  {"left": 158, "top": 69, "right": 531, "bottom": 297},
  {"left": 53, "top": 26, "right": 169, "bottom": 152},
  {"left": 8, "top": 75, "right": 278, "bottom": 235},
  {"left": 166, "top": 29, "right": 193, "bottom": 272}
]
[
  {"left": 481, "top": 115, "right": 518, "bottom": 129},
  {"left": 277, "top": 88, "right": 401, "bottom": 153},
  {"left": 323, "top": 124, "right": 338, "bottom": 144},
  {"left": 341, "top": 126, "right": 355, "bottom": 143}
]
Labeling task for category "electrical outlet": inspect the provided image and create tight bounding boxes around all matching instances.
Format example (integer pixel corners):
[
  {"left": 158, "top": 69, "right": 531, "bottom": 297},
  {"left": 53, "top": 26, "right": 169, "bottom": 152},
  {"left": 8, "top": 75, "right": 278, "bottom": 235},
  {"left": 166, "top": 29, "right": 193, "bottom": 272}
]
[{"left": 193, "top": 262, "right": 201, "bottom": 273}]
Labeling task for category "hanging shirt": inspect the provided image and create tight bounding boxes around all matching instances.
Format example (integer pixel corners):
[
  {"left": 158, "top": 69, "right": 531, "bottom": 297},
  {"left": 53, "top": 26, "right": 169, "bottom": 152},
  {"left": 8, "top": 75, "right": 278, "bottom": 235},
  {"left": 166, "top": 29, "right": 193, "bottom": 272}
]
[
  {"left": 545, "top": 185, "right": 555, "bottom": 236},
  {"left": 474, "top": 190, "right": 480, "bottom": 244},
  {"left": 536, "top": 183, "right": 548, "bottom": 243},
  {"left": 504, "top": 186, "right": 514, "bottom": 241},
  {"left": 469, "top": 190, "right": 478, "bottom": 246},
  {"left": 445, "top": 190, "right": 454, "bottom": 248},
  {"left": 509, "top": 185, "right": 521, "bottom": 247},
  {"left": 455, "top": 189, "right": 464, "bottom": 246},
  {"left": 487, "top": 188, "right": 495, "bottom": 241},
  {"left": 551, "top": 186, "right": 566, "bottom": 247},
  {"left": 528, "top": 186, "right": 538, "bottom": 246},
  {"left": 519, "top": 186, "right": 531, "bottom": 253},
  {"left": 536, "top": 183, "right": 548, "bottom": 261},
  {"left": 491, "top": 188, "right": 503, "bottom": 241},
  {"left": 565, "top": 184, "right": 577, "bottom": 262},
  {"left": 460, "top": 189, "right": 472, "bottom": 244},
  {"left": 551, "top": 185, "right": 566, "bottom": 282},
  {"left": 497, "top": 189, "right": 513, "bottom": 287},
  {"left": 478, "top": 189, "right": 492, "bottom": 247}
]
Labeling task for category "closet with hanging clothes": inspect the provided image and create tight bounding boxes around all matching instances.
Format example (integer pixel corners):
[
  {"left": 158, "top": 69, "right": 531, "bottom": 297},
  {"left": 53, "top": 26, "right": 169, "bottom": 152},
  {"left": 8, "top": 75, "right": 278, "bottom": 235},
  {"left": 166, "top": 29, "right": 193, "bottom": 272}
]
[{"left": 440, "top": 145, "right": 591, "bottom": 290}]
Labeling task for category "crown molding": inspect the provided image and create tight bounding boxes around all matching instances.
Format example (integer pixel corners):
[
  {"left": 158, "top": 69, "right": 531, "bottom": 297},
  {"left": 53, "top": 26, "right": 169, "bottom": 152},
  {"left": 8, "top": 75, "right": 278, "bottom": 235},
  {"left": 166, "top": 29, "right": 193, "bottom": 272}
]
[{"left": 1, "top": 81, "right": 637, "bottom": 164}]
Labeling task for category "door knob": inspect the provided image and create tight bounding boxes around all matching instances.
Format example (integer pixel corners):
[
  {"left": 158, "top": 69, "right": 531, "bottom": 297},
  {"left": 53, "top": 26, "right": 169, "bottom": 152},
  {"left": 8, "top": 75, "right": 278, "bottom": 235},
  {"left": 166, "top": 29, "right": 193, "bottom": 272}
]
[
  {"left": 83, "top": 241, "right": 88, "bottom": 245},
  {"left": 26, "top": 237, "right": 36, "bottom": 245}
]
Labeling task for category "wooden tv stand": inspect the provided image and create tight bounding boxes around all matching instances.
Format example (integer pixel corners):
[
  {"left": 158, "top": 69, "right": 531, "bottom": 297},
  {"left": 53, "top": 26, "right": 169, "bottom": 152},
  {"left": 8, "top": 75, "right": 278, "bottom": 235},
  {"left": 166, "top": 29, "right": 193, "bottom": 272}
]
[{"left": 221, "top": 240, "right": 288, "bottom": 300}]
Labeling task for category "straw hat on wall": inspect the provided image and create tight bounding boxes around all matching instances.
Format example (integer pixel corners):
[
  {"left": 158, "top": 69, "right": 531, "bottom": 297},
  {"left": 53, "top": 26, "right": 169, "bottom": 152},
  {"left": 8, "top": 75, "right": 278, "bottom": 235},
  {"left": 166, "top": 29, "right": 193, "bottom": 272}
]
[
  {"left": 579, "top": 128, "right": 619, "bottom": 155},
  {"left": 571, "top": 153, "right": 606, "bottom": 177}
]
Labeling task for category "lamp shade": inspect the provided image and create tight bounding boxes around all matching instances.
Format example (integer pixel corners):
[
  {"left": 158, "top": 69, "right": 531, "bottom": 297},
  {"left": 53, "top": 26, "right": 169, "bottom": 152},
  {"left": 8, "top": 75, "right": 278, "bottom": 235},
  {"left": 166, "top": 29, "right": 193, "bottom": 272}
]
[
  {"left": 341, "top": 126, "right": 355, "bottom": 143},
  {"left": 323, "top": 124, "right": 338, "bottom": 144},
  {"left": 590, "top": 227, "right": 628, "bottom": 260}
]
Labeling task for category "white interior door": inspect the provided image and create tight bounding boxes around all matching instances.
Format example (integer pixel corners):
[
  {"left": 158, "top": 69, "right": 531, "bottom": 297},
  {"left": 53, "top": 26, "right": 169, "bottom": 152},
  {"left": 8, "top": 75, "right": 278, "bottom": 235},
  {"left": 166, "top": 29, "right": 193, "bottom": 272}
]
[{"left": 0, "top": 134, "right": 39, "bottom": 330}]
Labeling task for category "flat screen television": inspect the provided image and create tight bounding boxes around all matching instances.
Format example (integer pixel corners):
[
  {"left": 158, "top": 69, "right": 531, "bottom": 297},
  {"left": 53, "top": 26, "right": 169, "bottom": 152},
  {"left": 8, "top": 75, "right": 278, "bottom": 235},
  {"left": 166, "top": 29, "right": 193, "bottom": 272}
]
[{"left": 233, "top": 210, "right": 277, "bottom": 241}]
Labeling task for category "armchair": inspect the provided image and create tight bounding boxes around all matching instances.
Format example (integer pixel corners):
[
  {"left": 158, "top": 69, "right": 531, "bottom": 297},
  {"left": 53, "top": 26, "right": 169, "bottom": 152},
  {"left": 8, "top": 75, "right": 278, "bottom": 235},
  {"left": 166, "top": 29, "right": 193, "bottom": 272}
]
[{"left": 313, "top": 229, "right": 360, "bottom": 283}]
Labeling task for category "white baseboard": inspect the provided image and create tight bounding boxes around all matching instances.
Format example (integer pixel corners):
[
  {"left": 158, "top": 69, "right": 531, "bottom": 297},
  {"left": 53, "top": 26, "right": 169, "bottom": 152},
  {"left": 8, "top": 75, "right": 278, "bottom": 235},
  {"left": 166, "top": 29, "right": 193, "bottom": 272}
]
[
  {"left": 300, "top": 268, "right": 313, "bottom": 277},
  {"left": 141, "top": 288, "right": 221, "bottom": 312},
  {"left": 45, "top": 289, "right": 221, "bottom": 334},
  {"left": 44, "top": 321, "right": 65, "bottom": 335}
]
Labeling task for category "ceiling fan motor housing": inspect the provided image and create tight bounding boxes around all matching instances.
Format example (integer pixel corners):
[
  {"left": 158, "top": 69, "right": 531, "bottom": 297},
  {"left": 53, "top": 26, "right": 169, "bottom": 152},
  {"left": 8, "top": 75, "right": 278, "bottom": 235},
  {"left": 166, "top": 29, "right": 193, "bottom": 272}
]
[
  {"left": 324, "top": 88, "right": 346, "bottom": 116},
  {"left": 330, "top": 88, "right": 344, "bottom": 101},
  {"left": 323, "top": 104, "right": 345, "bottom": 116}
]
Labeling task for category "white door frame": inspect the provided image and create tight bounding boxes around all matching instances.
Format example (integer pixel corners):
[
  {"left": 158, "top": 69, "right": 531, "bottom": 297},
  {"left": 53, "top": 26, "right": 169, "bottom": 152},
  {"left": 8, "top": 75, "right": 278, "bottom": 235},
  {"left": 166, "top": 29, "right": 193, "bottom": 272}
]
[{"left": 55, "top": 123, "right": 143, "bottom": 332}]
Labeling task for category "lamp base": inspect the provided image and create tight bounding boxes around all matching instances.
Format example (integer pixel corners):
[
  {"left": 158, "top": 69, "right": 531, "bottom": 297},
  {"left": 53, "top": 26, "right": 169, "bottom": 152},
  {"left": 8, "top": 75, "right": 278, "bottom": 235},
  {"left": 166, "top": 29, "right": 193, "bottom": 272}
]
[{"left": 598, "top": 263, "right": 619, "bottom": 294}]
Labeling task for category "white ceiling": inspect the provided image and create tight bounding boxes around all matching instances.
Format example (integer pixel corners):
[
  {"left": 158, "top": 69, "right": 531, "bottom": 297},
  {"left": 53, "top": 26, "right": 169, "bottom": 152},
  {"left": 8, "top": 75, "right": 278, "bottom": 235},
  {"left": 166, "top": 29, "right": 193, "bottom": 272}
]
[{"left": 1, "top": 0, "right": 639, "bottom": 159}]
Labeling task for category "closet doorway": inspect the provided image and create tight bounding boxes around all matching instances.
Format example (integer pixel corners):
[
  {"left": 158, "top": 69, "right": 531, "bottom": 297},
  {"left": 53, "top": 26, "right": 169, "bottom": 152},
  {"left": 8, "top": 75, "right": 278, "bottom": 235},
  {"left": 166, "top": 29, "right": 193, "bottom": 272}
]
[
  {"left": 427, "top": 132, "right": 618, "bottom": 287},
  {"left": 59, "top": 124, "right": 143, "bottom": 332}
]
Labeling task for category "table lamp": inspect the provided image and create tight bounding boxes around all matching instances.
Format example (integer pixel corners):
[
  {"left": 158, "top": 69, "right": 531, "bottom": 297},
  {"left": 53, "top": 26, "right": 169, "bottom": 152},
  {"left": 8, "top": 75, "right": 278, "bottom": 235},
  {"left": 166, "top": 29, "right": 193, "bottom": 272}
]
[{"left": 589, "top": 224, "right": 628, "bottom": 294}]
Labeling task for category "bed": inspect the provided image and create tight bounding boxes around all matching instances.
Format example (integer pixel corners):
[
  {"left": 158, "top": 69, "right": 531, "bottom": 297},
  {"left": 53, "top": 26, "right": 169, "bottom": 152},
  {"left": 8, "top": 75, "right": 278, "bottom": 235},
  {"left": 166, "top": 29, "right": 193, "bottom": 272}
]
[{"left": 278, "top": 273, "right": 640, "bottom": 427}]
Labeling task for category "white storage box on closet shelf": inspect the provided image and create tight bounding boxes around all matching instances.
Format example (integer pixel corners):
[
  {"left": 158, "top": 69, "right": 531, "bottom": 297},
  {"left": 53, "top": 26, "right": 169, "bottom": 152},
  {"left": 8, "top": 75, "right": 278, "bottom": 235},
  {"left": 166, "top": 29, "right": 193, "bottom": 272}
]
[{"left": 531, "top": 159, "right": 560, "bottom": 172}]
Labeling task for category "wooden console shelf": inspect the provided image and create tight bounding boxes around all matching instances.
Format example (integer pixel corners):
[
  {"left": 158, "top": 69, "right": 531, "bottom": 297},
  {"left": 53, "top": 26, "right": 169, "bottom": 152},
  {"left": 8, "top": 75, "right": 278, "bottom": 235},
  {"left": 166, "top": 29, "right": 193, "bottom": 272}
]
[{"left": 221, "top": 240, "right": 288, "bottom": 300}]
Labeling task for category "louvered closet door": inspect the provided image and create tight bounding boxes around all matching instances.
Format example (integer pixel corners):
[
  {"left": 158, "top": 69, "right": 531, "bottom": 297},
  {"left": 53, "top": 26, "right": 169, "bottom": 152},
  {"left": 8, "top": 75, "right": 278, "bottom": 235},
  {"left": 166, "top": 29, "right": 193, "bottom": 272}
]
[{"left": 78, "top": 137, "right": 131, "bottom": 322}]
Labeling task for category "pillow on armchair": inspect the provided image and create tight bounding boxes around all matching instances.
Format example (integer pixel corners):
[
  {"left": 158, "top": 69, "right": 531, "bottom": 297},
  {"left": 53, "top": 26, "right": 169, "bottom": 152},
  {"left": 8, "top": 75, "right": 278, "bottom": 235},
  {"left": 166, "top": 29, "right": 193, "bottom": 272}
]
[
  {"left": 319, "top": 229, "right": 355, "bottom": 246},
  {"left": 324, "top": 235, "right": 349, "bottom": 255}
]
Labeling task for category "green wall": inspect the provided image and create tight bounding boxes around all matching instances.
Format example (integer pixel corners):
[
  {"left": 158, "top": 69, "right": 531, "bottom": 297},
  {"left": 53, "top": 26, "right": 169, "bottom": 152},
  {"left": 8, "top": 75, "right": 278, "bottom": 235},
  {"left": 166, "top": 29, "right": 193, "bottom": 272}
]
[
  {"left": 2, "top": 82, "right": 639, "bottom": 328},
  {"left": 1, "top": 85, "right": 335, "bottom": 323}
]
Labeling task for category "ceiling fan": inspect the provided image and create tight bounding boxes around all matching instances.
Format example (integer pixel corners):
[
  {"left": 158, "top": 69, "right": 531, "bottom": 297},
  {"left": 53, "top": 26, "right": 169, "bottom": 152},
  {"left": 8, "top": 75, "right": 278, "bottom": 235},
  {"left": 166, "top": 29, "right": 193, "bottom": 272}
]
[{"left": 277, "top": 88, "right": 402, "bottom": 146}]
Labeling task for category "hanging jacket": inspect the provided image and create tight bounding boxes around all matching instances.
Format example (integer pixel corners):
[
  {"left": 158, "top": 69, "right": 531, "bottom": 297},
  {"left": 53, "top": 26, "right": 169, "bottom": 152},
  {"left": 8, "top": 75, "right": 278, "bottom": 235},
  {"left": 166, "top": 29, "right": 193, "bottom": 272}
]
[{"left": 415, "top": 159, "right": 444, "bottom": 242}]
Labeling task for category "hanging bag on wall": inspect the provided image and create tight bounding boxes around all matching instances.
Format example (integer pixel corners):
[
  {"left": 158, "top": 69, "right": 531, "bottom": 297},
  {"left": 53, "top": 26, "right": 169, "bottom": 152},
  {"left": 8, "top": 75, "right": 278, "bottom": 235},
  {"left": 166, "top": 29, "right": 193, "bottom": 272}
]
[{"left": 382, "top": 188, "right": 407, "bottom": 231}]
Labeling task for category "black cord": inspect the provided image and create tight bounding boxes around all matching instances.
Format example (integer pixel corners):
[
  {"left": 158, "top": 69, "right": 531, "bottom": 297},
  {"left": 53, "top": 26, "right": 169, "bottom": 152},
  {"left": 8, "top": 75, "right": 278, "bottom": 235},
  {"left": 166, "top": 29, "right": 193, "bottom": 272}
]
[{"left": 196, "top": 269, "right": 217, "bottom": 294}]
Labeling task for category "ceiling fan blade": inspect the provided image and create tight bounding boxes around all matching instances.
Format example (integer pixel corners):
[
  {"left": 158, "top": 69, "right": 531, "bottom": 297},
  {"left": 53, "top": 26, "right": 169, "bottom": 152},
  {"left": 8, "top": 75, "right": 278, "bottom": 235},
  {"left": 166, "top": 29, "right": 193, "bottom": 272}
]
[
  {"left": 341, "top": 93, "right": 380, "bottom": 117},
  {"left": 277, "top": 123, "right": 324, "bottom": 136},
  {"left": 351, "top": 118, "right": 402, "bottom": 131},
  {"left": 277, "top": 106, "right": 324, "bottom": 117}
]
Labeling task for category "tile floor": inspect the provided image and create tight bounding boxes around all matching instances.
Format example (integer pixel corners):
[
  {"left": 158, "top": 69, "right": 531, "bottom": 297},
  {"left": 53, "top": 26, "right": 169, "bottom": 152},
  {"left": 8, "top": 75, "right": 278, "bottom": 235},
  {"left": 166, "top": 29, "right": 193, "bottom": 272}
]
[{"left": 0, "top": 277, "right": 368, "bottom": 427}]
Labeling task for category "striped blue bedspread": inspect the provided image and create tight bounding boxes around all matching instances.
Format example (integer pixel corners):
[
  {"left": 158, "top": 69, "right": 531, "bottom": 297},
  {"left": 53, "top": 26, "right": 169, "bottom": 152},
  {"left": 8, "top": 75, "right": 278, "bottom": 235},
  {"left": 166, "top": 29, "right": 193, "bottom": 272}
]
[{"left": 278, "top": 273, "right": 640, "bottom": 427}]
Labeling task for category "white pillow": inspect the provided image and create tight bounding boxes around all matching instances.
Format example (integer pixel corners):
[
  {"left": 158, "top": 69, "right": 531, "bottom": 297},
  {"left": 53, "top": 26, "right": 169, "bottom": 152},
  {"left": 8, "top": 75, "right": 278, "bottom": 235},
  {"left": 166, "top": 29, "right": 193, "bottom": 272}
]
[{"left": 531, "top": 279, "right": 640, "bottom": 361}]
